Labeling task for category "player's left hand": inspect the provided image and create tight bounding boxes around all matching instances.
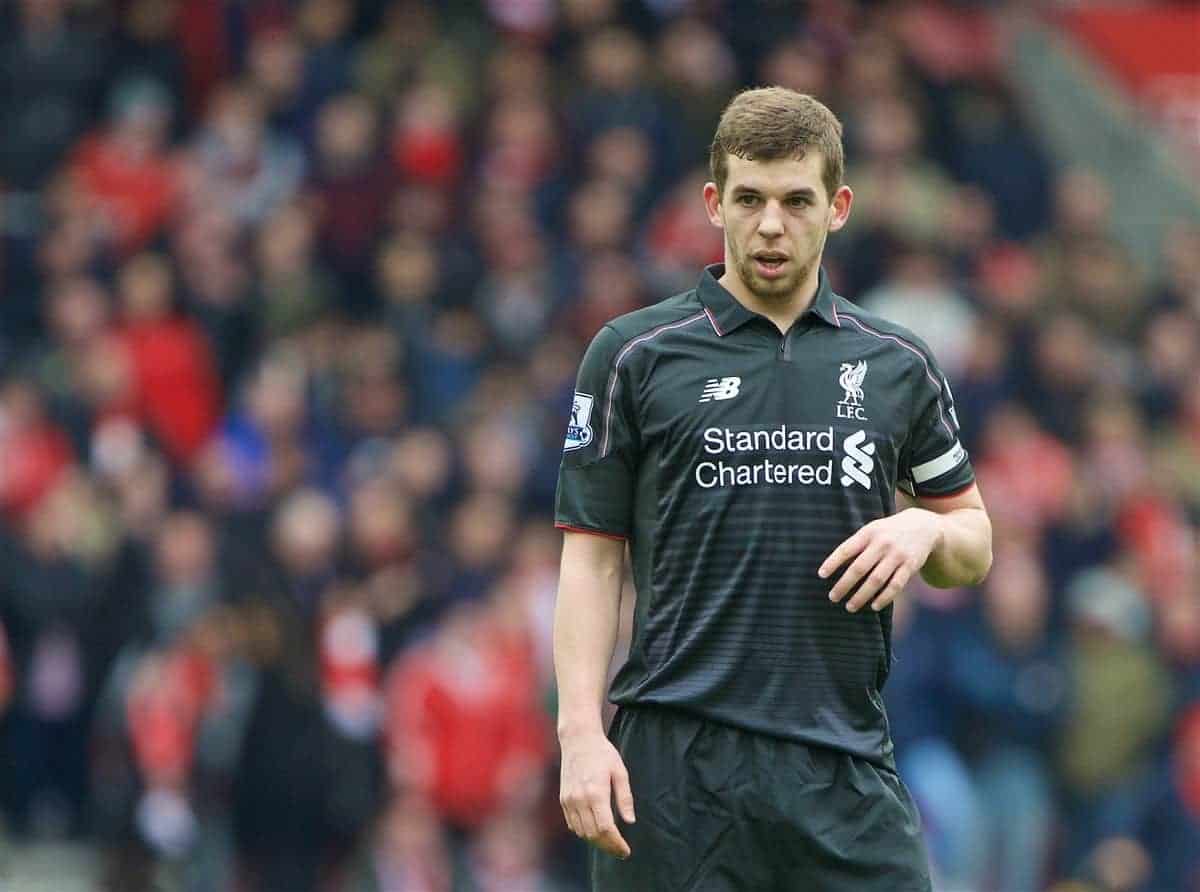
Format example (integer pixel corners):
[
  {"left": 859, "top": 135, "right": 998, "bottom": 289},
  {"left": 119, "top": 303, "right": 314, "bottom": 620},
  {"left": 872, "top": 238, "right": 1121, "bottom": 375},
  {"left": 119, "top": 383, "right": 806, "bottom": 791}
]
[{"left": 818, "top": 509, "right": 943, "bottom": 613}]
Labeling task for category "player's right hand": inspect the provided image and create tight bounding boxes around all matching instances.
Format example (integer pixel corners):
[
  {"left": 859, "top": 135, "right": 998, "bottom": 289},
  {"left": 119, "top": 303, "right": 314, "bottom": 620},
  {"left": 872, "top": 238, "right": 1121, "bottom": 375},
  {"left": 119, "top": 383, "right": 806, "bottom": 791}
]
[{"left": 558, "top": 730, "right": 636, "bottom": 859}]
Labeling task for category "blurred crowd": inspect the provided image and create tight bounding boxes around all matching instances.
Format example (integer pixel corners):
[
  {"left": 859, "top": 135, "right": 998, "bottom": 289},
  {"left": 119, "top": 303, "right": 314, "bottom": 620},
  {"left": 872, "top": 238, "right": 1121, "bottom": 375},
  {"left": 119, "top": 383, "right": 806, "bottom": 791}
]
[{"left": 0, "top": 0, "right": 1196, "bottom": 890}]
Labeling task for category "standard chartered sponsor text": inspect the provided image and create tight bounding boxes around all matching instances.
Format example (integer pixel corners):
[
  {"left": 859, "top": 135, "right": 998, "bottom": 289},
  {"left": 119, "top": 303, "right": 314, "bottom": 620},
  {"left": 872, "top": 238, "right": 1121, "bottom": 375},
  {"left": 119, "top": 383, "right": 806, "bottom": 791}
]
[{"left": 697, "top": 425, "right": 837, "bottom": 489}]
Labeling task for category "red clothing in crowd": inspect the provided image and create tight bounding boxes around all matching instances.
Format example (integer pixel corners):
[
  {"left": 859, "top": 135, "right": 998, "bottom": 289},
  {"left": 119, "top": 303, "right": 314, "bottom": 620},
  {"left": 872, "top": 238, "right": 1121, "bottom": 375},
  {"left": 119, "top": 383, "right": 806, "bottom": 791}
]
[
  {"left": 385, "top": 615, "right": 551, "bottom": 829},
  {"left": 1177, "top": 704, "right": 1200, "bottom": 818},
  {"left": 643, "top": 183, "right": 725, "bottom": 271},
  {"left": 0, "top": 621, "right": 12, "bottom": 713},
  {"left": 312, "top": 161, "right": 397, "bottom": 274},
  {"left": 1118, "top": 494, "right": 1198, "bottom": 603},
  {"left": 116, "top": 316, "right": 221, "bottom": 464},
  {"left": 391, "top": 122, "right": 464, "bottom": 188},
  {"left": 0, "top": 415, "right": 75, "bottom": 520},
  {"left": 70, "top": 134, "right": 180, "bottom": 256},
  {"left": 127, "top": 645, "right": 218, "bottom": 788},
  {"left": 976, "top": 425, "right": 1075, "bottom": 531}
]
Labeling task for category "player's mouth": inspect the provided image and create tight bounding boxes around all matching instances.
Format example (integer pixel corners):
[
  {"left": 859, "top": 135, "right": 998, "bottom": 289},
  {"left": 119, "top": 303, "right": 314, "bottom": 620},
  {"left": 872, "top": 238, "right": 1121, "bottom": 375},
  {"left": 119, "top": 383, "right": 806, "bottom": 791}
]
[{"left": 752, "top": 252, "right": 789, "bottom": 279}]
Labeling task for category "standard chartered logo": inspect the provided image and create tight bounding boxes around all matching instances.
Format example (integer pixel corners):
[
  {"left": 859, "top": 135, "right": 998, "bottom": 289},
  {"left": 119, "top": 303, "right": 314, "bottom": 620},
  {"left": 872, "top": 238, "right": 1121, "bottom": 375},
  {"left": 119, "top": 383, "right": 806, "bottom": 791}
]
[
  {"left": 840, "top": 429, "right": 876, "bottom": 489},
  {"left": 694, "top": 426, "right": 876, "bottom": 491}
]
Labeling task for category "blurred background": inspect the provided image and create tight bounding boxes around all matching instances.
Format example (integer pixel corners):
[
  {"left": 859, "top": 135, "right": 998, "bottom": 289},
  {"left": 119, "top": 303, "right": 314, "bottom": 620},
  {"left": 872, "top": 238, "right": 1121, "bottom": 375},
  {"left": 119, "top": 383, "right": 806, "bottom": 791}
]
[{"left": 0, "top": 0, "right": 1197, "bottom": 890}]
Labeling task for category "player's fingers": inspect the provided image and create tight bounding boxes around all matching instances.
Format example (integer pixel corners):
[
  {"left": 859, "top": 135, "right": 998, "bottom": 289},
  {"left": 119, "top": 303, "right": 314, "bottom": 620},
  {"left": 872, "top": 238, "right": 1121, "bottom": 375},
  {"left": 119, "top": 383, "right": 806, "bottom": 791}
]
[
  {"left": 827, "top": 544, "right": 882, "bottom": 603},
  {"left": 596, "top": 825, "right": 632, "bottom": 860},
  {"left": 576, "top": 795, "right": 600, "bottom": 840},
  {"left": 561, "top": 788, "right": 586, "bottom": 838},
  {"left": 871, "top": 564, "right": 914, "bottom": 612},
  {"left": 562, "top": 803, "right": 583, "bottom": 838},
  {"left": 818, "top": 528, "right": 867, "bottom": 579},
  {"left": 613, "top": 764, "right": 636, "bottom": 824},
  {"left": 844, "top": 555, "right": 902, "bottom": 613},
  {"left": 590, "top": 801, "right": 631, "bottom": 859}
]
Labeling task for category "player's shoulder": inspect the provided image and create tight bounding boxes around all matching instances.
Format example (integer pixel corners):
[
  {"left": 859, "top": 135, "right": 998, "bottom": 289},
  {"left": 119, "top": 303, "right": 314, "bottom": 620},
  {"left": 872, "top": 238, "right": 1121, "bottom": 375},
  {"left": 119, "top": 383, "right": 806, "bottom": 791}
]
[
  {"left": 592, "top": 290, "right": 707, "bottom": 351},
  {"left": 830, "top": 294, "right": 940, "bottom": 370}
]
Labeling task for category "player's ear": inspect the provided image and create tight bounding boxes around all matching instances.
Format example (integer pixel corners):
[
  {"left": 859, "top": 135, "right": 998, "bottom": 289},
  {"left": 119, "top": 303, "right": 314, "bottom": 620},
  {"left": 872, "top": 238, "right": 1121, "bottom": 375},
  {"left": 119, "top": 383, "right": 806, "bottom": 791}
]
[
  {"left": 827, "top": 185, "right": 853, "bottom": 233},
  {"left": 703, "top": 181, "right": 724, "bottom": 229}
]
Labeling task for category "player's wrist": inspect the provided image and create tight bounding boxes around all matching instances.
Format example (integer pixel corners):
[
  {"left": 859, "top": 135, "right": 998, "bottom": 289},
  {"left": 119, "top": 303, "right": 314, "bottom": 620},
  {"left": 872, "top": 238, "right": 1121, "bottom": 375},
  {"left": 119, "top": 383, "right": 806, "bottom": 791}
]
[
  {"left": 904, "top": 505, "right": 943, "bottom": 536},
  {"left": 900, "top": 507, "right": 945, "bottom": 562},
  {"left": 925, "top": 508, "right": 947, "bottom": 552},
  {"left": 557, "top": 714, "right": 605, "bottom": 742}
]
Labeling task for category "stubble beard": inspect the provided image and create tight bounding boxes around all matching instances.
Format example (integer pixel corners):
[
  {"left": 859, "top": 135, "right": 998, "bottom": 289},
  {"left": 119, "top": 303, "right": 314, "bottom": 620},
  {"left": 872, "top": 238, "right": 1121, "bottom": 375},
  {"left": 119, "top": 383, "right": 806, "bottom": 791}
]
[
  {"left": 735, "top": 253, "right": 812, "bottom": 303},
  {"left": 730, "top": 232, "right": 822, "bottom": 305}
]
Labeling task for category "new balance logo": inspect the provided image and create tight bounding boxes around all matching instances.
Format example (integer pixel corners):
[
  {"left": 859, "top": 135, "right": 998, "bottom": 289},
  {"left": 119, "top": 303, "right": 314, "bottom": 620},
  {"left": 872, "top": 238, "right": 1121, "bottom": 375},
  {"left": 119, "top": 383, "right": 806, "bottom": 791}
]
[
  {"left": 840, "top": 429, "right": 876, "bottom": 489},
  {"left": 698, "top": 377, "right": 741, "bottom": 403}
]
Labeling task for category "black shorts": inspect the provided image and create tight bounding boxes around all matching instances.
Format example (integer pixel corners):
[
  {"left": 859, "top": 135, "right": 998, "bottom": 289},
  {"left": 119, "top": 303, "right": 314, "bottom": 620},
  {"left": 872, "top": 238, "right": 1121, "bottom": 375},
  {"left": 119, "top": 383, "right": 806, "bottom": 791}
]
[{"left": 592, "top": 705, "right": 932, "bottom": 892}]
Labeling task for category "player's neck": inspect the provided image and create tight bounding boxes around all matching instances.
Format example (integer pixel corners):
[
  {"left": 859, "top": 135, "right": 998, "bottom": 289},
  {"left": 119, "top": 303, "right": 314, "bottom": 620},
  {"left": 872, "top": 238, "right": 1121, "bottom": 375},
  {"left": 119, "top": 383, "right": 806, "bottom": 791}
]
[{"left": 718, "top": 264, "right": 820, "bottom": 335}]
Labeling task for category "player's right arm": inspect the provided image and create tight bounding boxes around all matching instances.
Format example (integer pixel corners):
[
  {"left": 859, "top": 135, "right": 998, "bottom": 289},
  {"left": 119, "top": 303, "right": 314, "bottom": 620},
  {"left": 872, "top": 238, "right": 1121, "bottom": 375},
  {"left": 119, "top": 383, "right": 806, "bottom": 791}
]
[
  {"left": 552, "top": 323, "right": 640, "bottom": 859},
  {"left": 555, "top": 531, "right": 636, "bottom": 859}
]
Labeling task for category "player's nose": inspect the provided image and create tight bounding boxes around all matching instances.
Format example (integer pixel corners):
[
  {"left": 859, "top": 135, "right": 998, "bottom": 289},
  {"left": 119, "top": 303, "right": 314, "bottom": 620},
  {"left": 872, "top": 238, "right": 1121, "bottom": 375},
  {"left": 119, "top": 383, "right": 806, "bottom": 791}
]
[{"left": 757, "top": 201, "right": 784, "bottom": 237}]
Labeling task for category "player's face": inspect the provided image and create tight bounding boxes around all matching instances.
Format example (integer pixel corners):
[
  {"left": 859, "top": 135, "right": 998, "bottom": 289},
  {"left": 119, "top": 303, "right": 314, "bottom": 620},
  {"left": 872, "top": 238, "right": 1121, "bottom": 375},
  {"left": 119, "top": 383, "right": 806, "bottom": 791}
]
[{"left": 705, "top": 153, "right": 852, "bottom": 304}]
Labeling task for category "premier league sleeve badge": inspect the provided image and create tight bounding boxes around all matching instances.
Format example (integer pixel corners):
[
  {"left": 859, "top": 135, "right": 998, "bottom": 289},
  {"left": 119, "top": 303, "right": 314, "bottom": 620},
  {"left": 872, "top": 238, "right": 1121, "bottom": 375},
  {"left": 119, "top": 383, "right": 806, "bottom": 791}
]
[{"left": 564, "top": 392, "right": 595, "bottom": 451}]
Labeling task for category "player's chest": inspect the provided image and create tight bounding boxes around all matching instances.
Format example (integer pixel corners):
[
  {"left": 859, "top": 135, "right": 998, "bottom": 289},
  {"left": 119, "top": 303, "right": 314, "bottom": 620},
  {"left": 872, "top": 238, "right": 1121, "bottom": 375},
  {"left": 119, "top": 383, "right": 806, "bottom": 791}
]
[{"left": 635, "top": 336, "right": 910, "bottom": 463}]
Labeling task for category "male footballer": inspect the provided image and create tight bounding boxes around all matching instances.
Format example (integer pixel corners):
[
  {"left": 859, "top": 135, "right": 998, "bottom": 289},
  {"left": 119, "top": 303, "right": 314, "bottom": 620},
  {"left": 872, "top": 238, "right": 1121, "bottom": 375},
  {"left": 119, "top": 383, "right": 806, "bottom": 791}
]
[{"left": 553, "top": 87, "right": 992, "bottom": 890}]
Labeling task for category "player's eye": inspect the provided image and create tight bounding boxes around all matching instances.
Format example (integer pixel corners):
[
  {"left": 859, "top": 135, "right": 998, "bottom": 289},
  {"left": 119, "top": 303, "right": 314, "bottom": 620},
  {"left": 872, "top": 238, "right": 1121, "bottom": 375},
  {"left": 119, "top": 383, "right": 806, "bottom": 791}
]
[
  {"left": 736, "top": 194, "right": 760, "bottom": 207},
  {"left": 788, "top": 196, "right": 811, "bottom": 208}
]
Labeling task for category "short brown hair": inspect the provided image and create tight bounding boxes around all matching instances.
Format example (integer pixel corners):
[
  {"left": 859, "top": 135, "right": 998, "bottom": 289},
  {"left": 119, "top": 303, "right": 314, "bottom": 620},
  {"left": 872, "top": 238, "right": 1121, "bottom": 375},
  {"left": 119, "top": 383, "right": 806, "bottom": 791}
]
[{"left": 709, "top": 87, "right": 844, "bottom": 203}]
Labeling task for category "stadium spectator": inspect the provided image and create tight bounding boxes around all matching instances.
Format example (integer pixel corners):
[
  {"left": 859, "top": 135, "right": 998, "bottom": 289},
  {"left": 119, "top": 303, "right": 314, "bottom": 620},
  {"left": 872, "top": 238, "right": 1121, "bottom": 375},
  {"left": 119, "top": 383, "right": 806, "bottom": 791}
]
[
  {"left": 0, "top": 0, "right": 108, "bottom": 189},
  {"left": 383, "top": 592, "right": 551, "bottom": 832},
  {"left": 67, "top": 78, "right": 180, "bottom": 257},
  {"left": 947, "top": 546, "right": 1064, "bottom": 891},
  {"left": 110, "top": 253, "right": 221, "bottom": 464},
  {"left": 857, "top": 243, "right": 978, "bottom": 379},
  {"left": 309, "top": 92, "right": 395, "bottom": 307},
  {"left": 182, "top": 81, "right": 305, "bottom": 227},
  {"left": 1057, "top": 566, "right": 1172, "bottom": 867}
]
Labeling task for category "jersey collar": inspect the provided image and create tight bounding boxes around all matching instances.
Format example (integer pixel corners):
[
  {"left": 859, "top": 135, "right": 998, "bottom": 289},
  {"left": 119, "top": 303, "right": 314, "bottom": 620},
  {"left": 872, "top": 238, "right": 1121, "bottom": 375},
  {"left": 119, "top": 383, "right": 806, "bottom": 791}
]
[{"left": 698, "top": 263, "right": 842, "bottom": 335}]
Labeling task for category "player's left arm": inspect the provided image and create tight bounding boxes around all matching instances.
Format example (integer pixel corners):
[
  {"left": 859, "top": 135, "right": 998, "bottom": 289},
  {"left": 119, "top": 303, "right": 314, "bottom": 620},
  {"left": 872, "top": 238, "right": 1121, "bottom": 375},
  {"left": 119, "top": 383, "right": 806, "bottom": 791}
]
[{"left": 820, "top": 482, "right": 992, "bottom": 613}]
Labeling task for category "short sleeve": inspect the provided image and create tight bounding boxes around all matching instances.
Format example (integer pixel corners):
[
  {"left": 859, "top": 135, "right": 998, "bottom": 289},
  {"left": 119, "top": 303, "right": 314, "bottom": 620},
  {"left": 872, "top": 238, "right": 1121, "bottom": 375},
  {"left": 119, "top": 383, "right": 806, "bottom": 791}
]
[
  {"left": 554, "top": 325, "right": 639, "bottom": 539},
  {"left": 899, "top": 354, "right": 975, "bottom": 498}
]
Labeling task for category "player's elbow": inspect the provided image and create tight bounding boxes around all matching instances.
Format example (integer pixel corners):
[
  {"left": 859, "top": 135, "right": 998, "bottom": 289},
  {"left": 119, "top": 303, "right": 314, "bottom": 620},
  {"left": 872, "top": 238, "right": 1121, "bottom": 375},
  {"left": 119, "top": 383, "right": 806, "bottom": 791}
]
[
  {"left": 967, "top": 513, "right": 995, "bottom": 585},
  {"left": 920, "top": 542, "right": 992, "bottom": 589},
  {"left": 958, "top": 551, "right": 993, "bottom": 588},
  {"left": 919, "top": 564, "right": 956, "bottom": 589},
  {"left": 926, "top": 508, "right": 992, "bottom": 588},
  {"left": 973, "top": 542, "right": 994, "bottom": 585}
]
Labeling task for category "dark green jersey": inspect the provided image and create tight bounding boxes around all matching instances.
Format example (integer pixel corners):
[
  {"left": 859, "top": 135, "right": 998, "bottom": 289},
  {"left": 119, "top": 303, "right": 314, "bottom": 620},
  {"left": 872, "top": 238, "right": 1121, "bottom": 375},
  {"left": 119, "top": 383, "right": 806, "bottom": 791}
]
[{"left": 555, "top": 265, "right": 975, "bottom": 764}]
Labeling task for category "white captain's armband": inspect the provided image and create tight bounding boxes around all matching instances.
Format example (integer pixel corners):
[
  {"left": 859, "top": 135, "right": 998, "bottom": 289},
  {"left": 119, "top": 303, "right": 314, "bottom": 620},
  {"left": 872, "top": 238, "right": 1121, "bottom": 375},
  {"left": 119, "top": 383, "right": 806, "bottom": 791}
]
[{"left": 911, "top": 440, "right": 967, "bottom": 484}]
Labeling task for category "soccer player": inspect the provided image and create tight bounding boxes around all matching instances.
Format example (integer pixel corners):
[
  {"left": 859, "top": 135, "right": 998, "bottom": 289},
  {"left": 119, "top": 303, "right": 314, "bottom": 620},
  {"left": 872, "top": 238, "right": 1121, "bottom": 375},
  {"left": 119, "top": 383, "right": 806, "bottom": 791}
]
[{"left": 553, "top": 87, "right": 993, "bottom": 890}]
